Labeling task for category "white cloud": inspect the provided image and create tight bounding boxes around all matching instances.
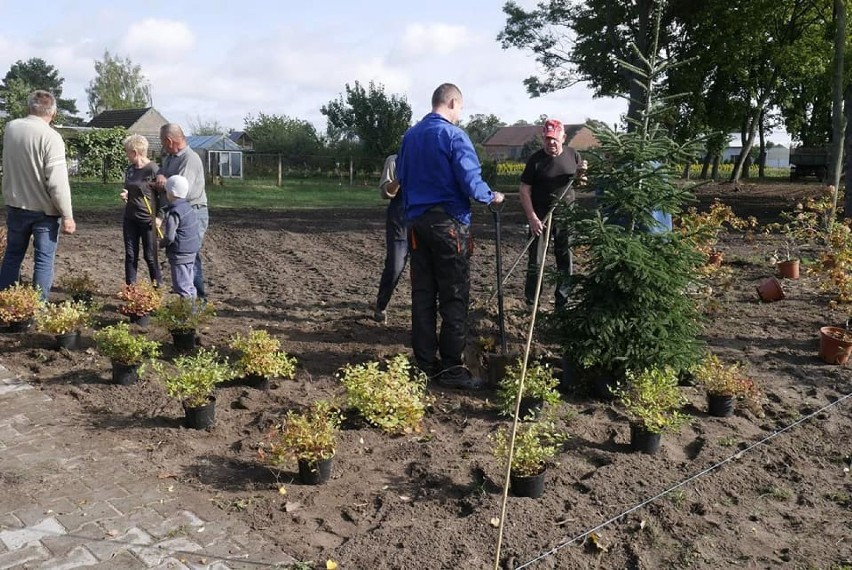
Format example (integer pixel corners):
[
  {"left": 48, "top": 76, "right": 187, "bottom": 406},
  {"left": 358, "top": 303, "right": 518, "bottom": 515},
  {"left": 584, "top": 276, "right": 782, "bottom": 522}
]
[
  {"left": 398, "top": 23, "right": 472, "bottom": 58},
  {"left": 120, "top": 19, "right": 195, "bottom": 62}
]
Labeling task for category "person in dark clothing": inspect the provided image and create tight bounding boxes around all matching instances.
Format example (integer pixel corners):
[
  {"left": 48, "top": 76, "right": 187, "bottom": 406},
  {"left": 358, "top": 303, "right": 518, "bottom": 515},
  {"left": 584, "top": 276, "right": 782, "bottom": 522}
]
[
  {"left": 161, "top": 175, "right": 200, "bottom": 298},
  {"left": 397, "top": 83, "right": 505, "bottom": 390},
  {"left": 373, "top": 153, "right": 407, "bottom": 324},
  {"left": 518, "top": 119, "right": 584, "bottom": 309},
  {"left": 119, "top": 134, "right": 161, "bottom": 286}
]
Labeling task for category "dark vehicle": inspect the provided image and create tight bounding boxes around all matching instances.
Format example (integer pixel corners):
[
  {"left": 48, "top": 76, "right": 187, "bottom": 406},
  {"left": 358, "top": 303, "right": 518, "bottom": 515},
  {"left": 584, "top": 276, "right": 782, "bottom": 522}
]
[{"left": 789, "top": 146, "right": 829, "bottom": 181}]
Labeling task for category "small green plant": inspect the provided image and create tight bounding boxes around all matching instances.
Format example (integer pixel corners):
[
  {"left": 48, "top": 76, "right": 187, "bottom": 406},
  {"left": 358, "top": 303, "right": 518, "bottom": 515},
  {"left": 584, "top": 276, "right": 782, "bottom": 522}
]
[
  {"left": 614, "top": 368, "right": 689, "bottom": 435},
  {"left": 264, "top": 400, "right": 343, "bottom": 465},
  {"left": 0, "top": 283, "right": 43, "bottom": 324},
  {"left": 229, "top": 329, "right": 297, "bottom": 379},
  {"left": 156, "top": 348, "right": 234, "bottom": 408},
  {"left": 338, "top": 354, "right": 432, "bottom": 435},
  {"left": 35, "top": 300, "right": 92, "bottom": 334},
  {"left": 492, "top": 420, "right": 567, "bottom": 478},
  {"left": 496, "top": 358, "right": 561, "bottom": 418},
  {"left": 117, "top": 280, "right": 163, "bottom": 317},
  {"left": 690, "top": 353, "right": 762, "bottom": 413},
  {"left": 58, "top": 272, "right": 100, "bottom": 299},
  {"left": 717, "top": 435, "right": 737, "bottom": 447},
  {"left": 93, "top": 322, "right": 160, "bottom": 365},
  {"left": 153, "top": 296, "right": 216, "bottom": 333}
]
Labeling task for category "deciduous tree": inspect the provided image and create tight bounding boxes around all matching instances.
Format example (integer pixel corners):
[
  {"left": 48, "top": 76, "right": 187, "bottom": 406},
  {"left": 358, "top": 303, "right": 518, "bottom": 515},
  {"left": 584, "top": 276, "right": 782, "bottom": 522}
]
[
  {"left": 320, "top": 81, "right": 411, "bottom": 160},
  {"left": 0, "top": 58, "right": 80, "bottom": 124},
  {"left": 85, "top": 51, "right": 151, "bottom": 117}
]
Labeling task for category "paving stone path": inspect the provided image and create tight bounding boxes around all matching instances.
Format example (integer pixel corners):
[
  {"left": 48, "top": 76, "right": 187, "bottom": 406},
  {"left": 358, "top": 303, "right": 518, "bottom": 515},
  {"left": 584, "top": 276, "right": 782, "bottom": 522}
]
[{"left": 0, "top": 365, "right": 296, "bottom": 570}]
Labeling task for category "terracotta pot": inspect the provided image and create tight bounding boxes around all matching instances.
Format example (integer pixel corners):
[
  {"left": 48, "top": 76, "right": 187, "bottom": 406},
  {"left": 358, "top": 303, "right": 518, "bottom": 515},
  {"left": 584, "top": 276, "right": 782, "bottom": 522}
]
[
  {"left": 818, "top": 326, "right": 852, "bottom": 365},
  {"left": 756, "top": 276, "right": 785, "bottom": 302},
  {"left": 776, "top": 259, "right": 800, "bottom": 279},
  {"left": 707, "top": 251, "right": 723, "bottom": 267}
]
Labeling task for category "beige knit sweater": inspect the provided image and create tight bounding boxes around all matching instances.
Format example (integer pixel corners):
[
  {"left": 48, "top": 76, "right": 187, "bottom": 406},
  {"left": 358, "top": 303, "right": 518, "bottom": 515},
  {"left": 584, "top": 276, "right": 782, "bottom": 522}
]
[{"left": 1, "top": 115, "right": 73, "bottom": 219}]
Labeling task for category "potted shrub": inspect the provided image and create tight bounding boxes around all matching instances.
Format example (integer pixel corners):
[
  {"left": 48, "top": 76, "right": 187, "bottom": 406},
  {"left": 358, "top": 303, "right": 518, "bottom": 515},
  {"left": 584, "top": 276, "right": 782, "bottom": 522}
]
[
  {"left": 496, "top": 358, "right": 561, "bottom": 420},
  {"left": 35, "top": 300, "right": 93, "bottom": 350},
  {"left": 59, "top": 272, "right": 100, "bottom": 304},
  {"left": 818, "top": 326, "right": 852, "bottom": 365},
  {"left": 338, "top": 354, "right": 432, "bottom": 435},
  {"left": 613, "top": 368, "right": 689, "bottom": 454},
  {"left": 492, "top": 420, "right": 567, "bottom": 499},
  {"left": 229, "top": 329, "right": 297, "bottom": 390},
  {"left": 153, "top": 296, "right": 216, "bottom": 350},
  {"left": 156, "top": 348, "right": 234, "bottom": 429},
  {"left": 264, "top": 400, "right": 343, "bottom": 485},
  {"left": 766, "top": 201, "right": 823, "bottom": 280},
  {"left": 117, "top": 281, "right": 162, "bottom": 326},
  {"left": 93, "top": 322, "right": 160, "bottom": 385},
  {"left": 676, "top": 199, "right": 750, "bottom": 267},
  {"left": 0, "top": 283, "right": 43, "bottom": 332},
  {"left": 690, "top": 353, "right": 762, "bottom": 417}
]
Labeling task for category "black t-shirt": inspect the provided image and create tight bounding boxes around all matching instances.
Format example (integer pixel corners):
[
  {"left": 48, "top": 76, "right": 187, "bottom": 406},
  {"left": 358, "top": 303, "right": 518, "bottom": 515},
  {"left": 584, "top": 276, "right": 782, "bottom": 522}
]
[
  {"left": 520, "top": 147, "right": 581, "bottom": 217},
  {"left": 124, "top": 162, "right": 160, "bottom": 222}
]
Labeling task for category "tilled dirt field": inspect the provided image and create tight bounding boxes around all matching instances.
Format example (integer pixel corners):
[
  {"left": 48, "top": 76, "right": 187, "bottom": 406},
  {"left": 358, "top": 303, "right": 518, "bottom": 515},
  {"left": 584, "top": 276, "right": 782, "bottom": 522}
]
[{"left": 1, "top": 180, "right": 851, "bottom": 569}]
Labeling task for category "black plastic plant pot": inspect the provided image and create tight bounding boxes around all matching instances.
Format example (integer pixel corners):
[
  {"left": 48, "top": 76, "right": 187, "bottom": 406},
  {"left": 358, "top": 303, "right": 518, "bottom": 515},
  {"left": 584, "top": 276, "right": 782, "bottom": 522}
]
[
  {"left": 129, "top": 313, "right": 150, "bottom": 327},
  {"left": 171, "top": 329, "right": 196, "bottom": 351},
  {"left": 298, "top": 457, "right": 333, "bottom": 485},
  {"left": 71, "top": 292, "right": 94, "bottom": 305},
  {"left": 559, "top": 356, "right": 578, "bottom": 394},
  {"left": 592, "top": 374, "right": 617, "bottom": 401},
  {"left": 1, "top": 318, "right": 33, "bottom": 334},
  {"left": 517, "top": 396, "right": 543, "bottom": 421},
  {"left": 244, "top": 373, "right": 270, "bottom": 391},
  {"left": 510, "top": 469, "right": 546, "bottom": 499},
  {"left": 630, "top": 423, "right": 662, "bottom": 455},
  {"left": 111, "top": 361, "right": 139, "bottom": 385},
  {"left": 707, "top": 393, "right": 735, "bottom": 417},
  {"left": 183, "top": 397, "right": 216, "bottom": 429},
  {"left": 55, "top": 331, "right": 80, "bottom": 350}
]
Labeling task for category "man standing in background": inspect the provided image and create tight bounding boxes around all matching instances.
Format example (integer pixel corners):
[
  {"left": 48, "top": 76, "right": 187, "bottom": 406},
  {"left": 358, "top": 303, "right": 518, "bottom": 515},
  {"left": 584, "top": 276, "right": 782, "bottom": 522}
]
[
  {"left": 0, "top": 90, "right": 76, "bottom": 300},
  {"left": 518, "top": 119, "right": 583, "bottom": 310},
  {"left": 155, "top": 123, "right": 208, "bottom": 300},
  {"left": 397, "top": 83, "right": 504, "bottom": 390},
  {"left": 373, "top": 153, "right": 408, "bottom": 324}
]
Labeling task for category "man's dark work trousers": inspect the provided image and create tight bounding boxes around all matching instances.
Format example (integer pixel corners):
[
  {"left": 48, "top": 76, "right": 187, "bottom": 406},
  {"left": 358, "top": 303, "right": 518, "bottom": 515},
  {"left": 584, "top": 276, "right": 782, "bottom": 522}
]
[{"left": 408, "top": 210, "right": 472, "bottom": 377}]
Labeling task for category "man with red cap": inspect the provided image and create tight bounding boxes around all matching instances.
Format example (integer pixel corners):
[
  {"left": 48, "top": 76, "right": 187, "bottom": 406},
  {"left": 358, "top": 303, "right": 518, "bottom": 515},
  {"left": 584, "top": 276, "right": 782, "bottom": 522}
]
[{"left": 518, "top": 119, "right": 584, "bottom": 309}]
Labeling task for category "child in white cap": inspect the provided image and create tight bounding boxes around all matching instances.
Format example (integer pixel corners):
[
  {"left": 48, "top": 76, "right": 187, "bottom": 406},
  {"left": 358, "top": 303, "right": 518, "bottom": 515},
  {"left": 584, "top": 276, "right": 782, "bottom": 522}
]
[{"left": 162, "top": 175, "right": 200, "bottom": 298}]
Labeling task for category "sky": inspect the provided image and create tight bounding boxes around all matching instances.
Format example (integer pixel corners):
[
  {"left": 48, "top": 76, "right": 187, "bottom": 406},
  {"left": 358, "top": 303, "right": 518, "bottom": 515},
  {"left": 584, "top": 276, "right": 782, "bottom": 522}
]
[{"left": 0, "top": 0, "right": 791, "bottom": 145}]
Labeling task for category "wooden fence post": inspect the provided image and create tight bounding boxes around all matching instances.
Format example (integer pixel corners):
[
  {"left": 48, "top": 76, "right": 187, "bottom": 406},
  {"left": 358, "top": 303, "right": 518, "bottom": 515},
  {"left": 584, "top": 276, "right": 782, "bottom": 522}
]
[
  {"left": 277, "top": 154, "right": 282, "bottom": 187},
  {"left": 349, "top": 157, "right": 354, "bottom": 186}
]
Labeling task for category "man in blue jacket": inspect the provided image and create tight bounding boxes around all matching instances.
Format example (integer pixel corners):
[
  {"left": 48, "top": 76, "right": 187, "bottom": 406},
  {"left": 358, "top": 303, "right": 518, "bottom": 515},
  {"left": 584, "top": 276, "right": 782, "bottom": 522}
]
[{"left": 397, "top": 83, "right": 504, "bottom": 390}]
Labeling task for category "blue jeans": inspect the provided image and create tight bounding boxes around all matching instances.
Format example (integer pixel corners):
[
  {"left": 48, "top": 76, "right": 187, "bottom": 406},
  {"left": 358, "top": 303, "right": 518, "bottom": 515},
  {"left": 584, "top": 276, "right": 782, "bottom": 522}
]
[
  {"left": 193, "top": 206, "right": 209, "bottom": 298},
  {"left": 375, "top": 234, "right": 409, "bottom": 312},
  {"left": 0, "top": 206, "right": 61, "bottom": 300}
]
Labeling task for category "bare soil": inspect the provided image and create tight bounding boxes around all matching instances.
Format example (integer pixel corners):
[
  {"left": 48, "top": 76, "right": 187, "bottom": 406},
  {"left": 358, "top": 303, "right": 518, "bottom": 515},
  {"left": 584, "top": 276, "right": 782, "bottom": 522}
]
[{"left": 1, "top": 180, "right": 851, "bottom": 569}]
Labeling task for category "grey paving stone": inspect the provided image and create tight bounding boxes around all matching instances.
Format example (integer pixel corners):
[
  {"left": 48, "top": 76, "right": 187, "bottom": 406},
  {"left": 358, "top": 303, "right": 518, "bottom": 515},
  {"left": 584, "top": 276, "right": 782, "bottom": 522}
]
[
  {"left": 85, "top": 526, "right": 153, "bottom": 561},
  {"left": 0, "top": 516, "right": 66, "bottom": 550},
  {"left": 54, "top": 501, "right": 123, "bottom": 533},
  {"left": 84, "top": 550, "right": 148, "bottom": 569},
  {"left": 151, "top": 557, "right": 192, "bottom": 569},
  {"left": 40, "top": 522, "right": 103, "bottom": 558},
  {"left": 0, "top": 543, "right": 50, "bottom": 569},
  {"left": 0, "top": 513, "right": 22, "bottom": 532},
  {"left": 35, "top": 544, "right": 98, "bottom": 569},
  {"left": 132, "top": 536, "right": 203, "bottom": 567},
  {"left": 12, "top": 505, "right": 65, "bottom": 527},
  {"left": 147, "top": 510, "right": 206, "bottom": 539}
]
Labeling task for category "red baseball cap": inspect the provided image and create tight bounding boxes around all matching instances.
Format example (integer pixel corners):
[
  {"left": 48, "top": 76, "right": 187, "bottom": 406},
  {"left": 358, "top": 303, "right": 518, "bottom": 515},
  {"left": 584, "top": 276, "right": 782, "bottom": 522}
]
[{"left": 542, "top": 119, "right": 564, "bottom": 140}]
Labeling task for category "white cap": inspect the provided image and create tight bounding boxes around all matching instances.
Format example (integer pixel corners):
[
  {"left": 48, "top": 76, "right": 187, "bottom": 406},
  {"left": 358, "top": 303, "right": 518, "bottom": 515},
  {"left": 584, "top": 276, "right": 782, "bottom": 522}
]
[{"left": 166, "top": 175, "right": 189, "bottom": 199}]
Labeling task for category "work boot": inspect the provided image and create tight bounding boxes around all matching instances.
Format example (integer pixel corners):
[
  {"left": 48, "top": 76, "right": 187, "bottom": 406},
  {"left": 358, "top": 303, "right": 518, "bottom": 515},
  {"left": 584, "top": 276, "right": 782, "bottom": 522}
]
[
  {"left": 373, "top": 308, "right": 387, "bottom": 324},
  {"left": 435, "top": 367, "right": 486, "bottom": 391}
]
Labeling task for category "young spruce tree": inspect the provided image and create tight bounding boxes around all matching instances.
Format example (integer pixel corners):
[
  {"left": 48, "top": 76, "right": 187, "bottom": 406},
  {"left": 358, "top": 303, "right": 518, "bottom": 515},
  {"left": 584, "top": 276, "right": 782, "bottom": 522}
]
[{"left": 551, "top": 6, "right": 704, "bottom": 383}]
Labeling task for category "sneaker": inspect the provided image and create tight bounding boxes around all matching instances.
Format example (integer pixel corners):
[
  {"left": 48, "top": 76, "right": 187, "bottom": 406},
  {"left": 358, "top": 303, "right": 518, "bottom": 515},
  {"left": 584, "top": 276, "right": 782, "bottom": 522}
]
[
  {"left": 435, "top": 369, "right": 486, "bottom": 391},
  {"left": 373, "top": 309, "right": 387, "bottom": 324}
]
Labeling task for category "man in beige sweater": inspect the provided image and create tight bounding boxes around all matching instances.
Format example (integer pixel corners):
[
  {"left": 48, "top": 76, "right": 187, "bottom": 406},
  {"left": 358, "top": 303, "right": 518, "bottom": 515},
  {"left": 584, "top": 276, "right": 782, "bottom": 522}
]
[{"left": 0, "top": 90, "right": 75, "bottom": 300}]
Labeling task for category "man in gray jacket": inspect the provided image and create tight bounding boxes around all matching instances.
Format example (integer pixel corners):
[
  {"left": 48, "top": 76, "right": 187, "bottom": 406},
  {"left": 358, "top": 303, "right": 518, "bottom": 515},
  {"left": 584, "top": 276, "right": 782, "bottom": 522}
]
[
  {"left": 155, "top": 123, "right": 208, "bottom": 299},
  {"left": 0, "top": 90, "right": 76, "bottom": 300}
]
